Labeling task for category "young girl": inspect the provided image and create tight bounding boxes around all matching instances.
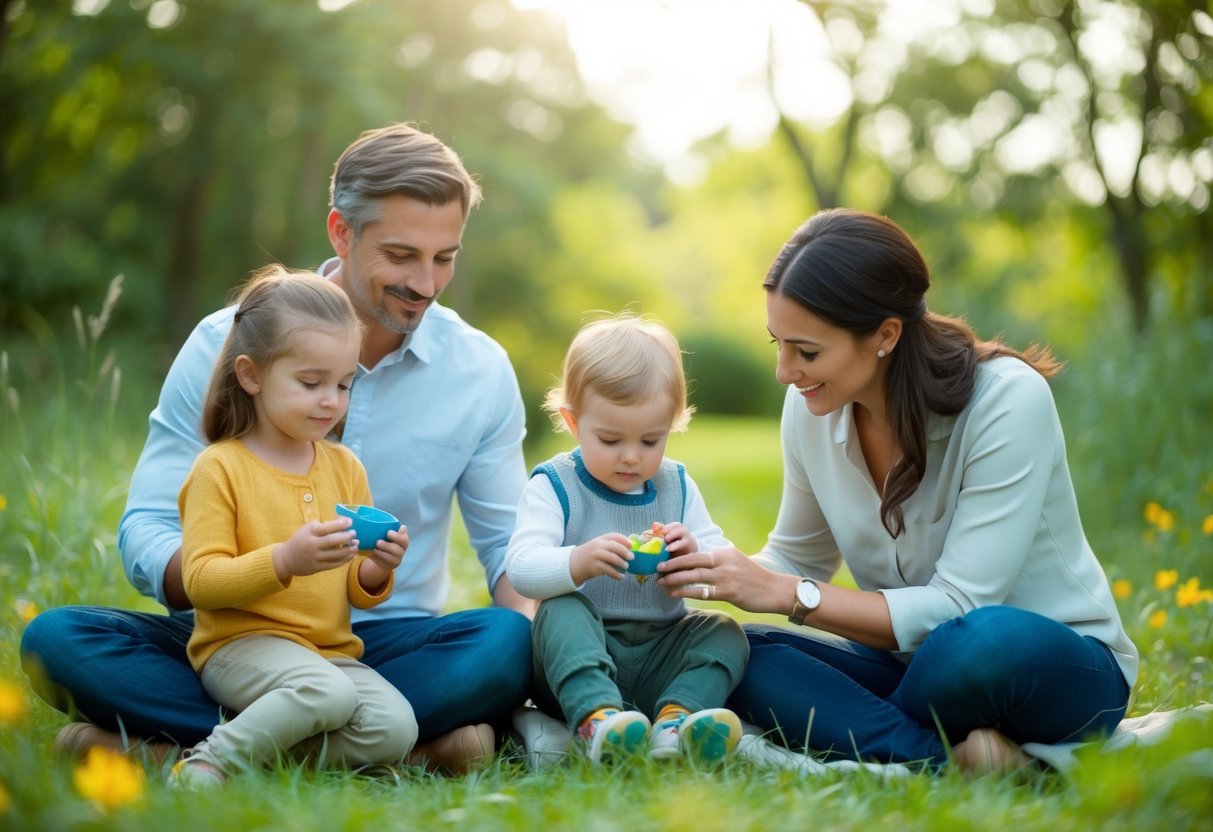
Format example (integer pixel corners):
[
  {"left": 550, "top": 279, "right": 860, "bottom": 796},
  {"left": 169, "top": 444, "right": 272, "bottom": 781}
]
[
  {"left": 169, "top": 266, "right": 416, "bottom": 788},
  {"left": 506, "top": 314, "right": 749, "bottom": 766}
]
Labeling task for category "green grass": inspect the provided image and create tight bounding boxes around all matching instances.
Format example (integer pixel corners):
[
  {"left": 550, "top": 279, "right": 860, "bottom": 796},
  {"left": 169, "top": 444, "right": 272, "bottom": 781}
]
[{"left": 1, "top": 302, "right": 1211, "bottom": 830}]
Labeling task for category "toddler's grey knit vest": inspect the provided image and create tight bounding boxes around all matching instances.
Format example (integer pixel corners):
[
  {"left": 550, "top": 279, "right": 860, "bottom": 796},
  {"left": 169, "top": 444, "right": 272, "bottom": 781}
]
[{"left": 532, "top": 448, "right": 687, "bottom": 623}]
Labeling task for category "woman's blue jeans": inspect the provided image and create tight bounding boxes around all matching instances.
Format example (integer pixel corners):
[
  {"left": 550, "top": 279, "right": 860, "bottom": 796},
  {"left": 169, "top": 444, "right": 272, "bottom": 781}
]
[
  {"left": 20, "top": 605, "right": 532, "bottom": 747},
  {"left": 728, "top": 606, "right": 1130, "bottom": 767}
]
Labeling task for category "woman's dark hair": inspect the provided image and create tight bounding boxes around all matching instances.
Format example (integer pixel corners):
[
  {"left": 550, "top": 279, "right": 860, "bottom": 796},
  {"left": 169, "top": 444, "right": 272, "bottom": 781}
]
[{"left": 763, "top": 208, "right": 1060, "bottom": 538}]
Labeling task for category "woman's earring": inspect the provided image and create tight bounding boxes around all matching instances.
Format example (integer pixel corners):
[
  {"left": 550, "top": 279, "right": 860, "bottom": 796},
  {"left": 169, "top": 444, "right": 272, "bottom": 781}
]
[{"left": 877, "top": 349, "right": 887, "bottom": 358}]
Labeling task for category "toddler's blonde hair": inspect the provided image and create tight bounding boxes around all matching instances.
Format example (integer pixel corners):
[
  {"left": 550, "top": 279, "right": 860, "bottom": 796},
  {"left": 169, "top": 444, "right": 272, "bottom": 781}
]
[{"left": 542, "top": 313, "right": 694, "bottom": 433}]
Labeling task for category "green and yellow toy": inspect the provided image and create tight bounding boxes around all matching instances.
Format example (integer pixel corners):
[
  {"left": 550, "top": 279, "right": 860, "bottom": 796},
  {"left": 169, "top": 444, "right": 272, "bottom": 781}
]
[{"left": 627, "top": 525, "right": 669, "bottom": 579}]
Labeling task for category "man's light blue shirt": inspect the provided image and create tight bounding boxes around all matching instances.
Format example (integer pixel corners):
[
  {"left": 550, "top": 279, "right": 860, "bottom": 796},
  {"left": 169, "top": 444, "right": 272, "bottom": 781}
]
[{"left": 118, "top": 276, "right": 528, "bottom": 621}]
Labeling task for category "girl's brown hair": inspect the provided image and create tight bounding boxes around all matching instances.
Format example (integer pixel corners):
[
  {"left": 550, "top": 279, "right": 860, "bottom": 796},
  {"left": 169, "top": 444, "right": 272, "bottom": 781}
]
[{"left": 202, "top": 265, "right": 362, "bottom": 443}]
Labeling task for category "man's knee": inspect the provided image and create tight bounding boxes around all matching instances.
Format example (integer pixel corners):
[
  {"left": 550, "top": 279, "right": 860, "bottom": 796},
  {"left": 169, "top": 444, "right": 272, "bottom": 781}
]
[
  {"left": 19, "top": 606, "right": 95, "bottom": 685},
  {"left": 480, "top": 608, "right": 533, "bottom": 690},
  {"left": 20, "top": 606, "right": 75, "bottom": 657},
  {"left": 19, "top": 609, "right": 64, "bottom": 700}
]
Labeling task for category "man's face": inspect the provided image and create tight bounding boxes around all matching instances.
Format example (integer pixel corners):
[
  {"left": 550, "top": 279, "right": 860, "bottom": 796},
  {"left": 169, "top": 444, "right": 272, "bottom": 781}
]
[{"left": 329, "top": 194, "right": 465, "bottom": 336}]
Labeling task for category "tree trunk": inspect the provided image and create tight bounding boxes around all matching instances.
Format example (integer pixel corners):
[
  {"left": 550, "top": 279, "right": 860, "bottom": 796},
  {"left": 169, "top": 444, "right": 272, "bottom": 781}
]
[
  {"left": 168, "top": 172, "right": 214, "bottom": 344},
  {"left": 1105, "top": 197, "right": 1150, "bottom": 332}
]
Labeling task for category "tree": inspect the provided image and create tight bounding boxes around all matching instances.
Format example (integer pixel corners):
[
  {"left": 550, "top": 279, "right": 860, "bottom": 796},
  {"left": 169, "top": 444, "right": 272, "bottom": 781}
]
[{"left": 769, "top": 0, "right": 1211, "bottom": 330}]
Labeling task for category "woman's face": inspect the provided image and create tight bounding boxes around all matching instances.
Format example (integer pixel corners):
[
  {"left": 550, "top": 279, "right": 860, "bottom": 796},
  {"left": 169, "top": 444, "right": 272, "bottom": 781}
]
[{"left": 766, "top": 291, "right": 887, "bottom": 418}]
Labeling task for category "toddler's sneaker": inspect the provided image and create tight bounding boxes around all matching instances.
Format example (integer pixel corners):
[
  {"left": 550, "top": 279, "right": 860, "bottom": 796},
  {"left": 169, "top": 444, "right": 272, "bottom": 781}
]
[
  {"left": 677, "top": 708, "right": 743, "bottom": 766},
  {"left": 576, "top": 708, "right": 651, "bottom": 765}
]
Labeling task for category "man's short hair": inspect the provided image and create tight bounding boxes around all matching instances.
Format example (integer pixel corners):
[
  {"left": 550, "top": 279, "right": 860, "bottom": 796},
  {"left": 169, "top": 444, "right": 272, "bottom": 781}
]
[{"left": 329, "top": 122, "right": 483, "bottom": 236}]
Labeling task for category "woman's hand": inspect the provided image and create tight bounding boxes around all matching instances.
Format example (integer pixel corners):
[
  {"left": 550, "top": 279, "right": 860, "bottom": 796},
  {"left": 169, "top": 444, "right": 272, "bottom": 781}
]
[{"left": 656, "top": 546, "right": 796, "bottom": 615}]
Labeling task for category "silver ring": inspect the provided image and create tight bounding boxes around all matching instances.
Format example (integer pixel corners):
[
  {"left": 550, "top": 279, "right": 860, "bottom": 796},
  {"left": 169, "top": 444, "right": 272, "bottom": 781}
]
[{"left": 701, "top": 585, "right": 710, "bottom": 600}]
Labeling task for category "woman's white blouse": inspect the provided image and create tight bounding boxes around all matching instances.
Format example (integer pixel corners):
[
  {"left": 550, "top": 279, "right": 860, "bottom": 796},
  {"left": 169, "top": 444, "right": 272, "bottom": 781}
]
[{"left": 755, "top": 356, "right": 1138, "bottom": 686}]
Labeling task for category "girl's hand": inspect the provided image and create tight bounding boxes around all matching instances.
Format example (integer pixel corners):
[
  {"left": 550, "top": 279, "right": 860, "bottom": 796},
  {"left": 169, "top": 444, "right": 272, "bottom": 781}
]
[
  {"left": 656, "top": 521, "right": 697, "bottom": 556},
  {"left": 358, "top": 526, "right": 407, "bottom": 594},
  {"left": 569, "top": 533, "right": 633, "bottom": 584},
  {"left": 273, "top": 518, "right": 358, "bottom": 581},
  {"left": 656, "top": 546, "right": 789, "bottom": 613}
]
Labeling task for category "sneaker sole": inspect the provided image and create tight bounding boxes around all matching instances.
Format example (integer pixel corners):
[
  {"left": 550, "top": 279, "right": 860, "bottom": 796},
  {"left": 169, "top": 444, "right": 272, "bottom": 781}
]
[
  {"left": 683, "top": 712, "right": 742, "bottom": 766},
  {"left": 587, "top": 712, "right": 651, "bottom": 764},
  {"left": 602, "top": 719, "right": 650, "bottom": 761}
]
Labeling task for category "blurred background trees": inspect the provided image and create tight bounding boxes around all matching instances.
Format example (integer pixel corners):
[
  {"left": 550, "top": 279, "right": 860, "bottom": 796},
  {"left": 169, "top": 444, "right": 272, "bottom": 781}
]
[{"left": 1, "top": 0, "right": 1209, "bottom": 430}]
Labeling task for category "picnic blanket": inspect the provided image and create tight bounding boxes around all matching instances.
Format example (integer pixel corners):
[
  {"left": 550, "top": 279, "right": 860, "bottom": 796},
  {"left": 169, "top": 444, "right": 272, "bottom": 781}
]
[{"left": 1020, "top": 703, "right": 1213, "bottom": 775}]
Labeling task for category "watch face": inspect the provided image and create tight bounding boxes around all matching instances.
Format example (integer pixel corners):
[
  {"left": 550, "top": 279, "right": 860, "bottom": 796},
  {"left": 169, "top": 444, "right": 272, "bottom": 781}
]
[{"left": 797, "top": 580, "right": 821, "bottom": 608}]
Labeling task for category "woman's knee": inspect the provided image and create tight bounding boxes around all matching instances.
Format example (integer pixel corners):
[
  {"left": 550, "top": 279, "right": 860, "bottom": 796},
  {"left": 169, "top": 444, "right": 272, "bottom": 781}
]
[{"left": 923, "top": 606, "right": 1062, "bottom": 678}]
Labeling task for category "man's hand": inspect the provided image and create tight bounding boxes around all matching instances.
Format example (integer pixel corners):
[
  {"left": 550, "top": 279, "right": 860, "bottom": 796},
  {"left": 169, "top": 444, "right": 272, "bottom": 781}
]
[
  {"left": 163, "top": 549, "right": 192, "bottom": 611},
  {"left": 491, "top": 574, "right": 538, "bottom": 619}
]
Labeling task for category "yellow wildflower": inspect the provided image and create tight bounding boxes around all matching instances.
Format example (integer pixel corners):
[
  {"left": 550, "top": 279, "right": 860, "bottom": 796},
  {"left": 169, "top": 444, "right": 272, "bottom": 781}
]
[
  {"left": 1155, "top": 569, "right": 1179, "bottom": 591},
  {"left": 0, "top": 494, "right": 6, "bottom": 511},
  {"left": 14, "top": 599, "right": 37, "bottom": 624},
  {"left": 1203, "top": 515, "right": 1213, "bottom": 536},
  {"left": 73, "top": 747, "right": 145, "bottom": 811},
  {"left": 1176, "top": 577, "right": 1213, "bottom": 608},
  {"left": 1148, "top": 609, "right": 1167, "bottom": 628},
  {"left": 0, "top": 781, "right": 9, "bottom": 815},
  {"left": 1144, "top": 502, "right": 1161, "bottom": 526},
  {"left": 0, "top": 681, "right": 26, "bottom": 723},
  {"left": 1111, "top": 579, "right": 1132, "bottom": 599},
  {"left": 1143, "top": 501, "right": 1175, "bottom": 531}
]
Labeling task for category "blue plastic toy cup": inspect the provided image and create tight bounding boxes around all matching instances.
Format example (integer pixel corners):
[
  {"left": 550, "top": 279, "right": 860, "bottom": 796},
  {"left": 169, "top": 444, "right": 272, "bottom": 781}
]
[
  {"left": 627, "top": 539, "right": 669, "bottom": 575},
  {"left": 336, "top": 504, "right": 402, "bottom": 551}
]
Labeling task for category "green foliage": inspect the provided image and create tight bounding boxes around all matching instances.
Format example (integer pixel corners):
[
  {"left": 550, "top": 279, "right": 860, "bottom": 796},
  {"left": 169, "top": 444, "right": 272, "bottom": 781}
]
[{"left": 682, "top": 330, "right": 785, "bottom": 418}]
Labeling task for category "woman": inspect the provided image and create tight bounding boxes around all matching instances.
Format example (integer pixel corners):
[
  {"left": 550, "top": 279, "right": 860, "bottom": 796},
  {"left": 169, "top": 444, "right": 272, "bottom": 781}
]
[{"left": 657, "top": 208, "right": 1136, "bottom": 772}]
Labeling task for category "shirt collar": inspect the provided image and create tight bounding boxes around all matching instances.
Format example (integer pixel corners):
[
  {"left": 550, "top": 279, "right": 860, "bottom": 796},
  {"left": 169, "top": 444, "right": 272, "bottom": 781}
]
[{"left": 830, "top": 403, "right": 956, "bottom": 444}]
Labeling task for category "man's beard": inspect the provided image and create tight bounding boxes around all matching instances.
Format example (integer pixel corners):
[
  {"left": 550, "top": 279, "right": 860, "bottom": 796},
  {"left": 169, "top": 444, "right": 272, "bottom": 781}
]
[{"left": 375, "top": 286, "right": 433, "bottom": 335}]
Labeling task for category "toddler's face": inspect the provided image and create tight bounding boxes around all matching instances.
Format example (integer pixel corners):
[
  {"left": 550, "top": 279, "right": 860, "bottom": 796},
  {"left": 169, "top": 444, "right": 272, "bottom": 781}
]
[{"left": 569, "top": 392, "right": 675, "bottom": 494}]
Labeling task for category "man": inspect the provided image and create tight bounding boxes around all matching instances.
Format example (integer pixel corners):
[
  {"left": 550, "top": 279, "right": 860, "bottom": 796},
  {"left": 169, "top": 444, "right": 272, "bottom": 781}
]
[{"left": 21, "top": 123, "right": 536, "bottom": 773}]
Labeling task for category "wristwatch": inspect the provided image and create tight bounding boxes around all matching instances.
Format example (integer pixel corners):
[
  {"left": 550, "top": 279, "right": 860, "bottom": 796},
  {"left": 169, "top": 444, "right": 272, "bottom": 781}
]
[{"left": 788, "top": 579, "right": 821, "bottom": 625}]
